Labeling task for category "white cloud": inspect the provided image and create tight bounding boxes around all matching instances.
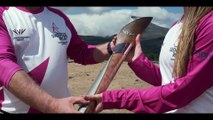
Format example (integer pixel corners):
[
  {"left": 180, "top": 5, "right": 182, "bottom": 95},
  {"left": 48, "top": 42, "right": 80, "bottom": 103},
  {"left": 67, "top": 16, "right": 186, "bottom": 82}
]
[
  {"left": 86, "top": 7, "right": 111, "bottom": 14},
  {"left": 68, "top": 9, "right": 134, "bottom": 36},
  {"left": 55, "top": 7, "right": 182, "bottom": 36},
  {"left": 53, "top": 7, "right": 111, "bottom": 14},
  {"left": 131, "top": 7, "right": 182, "bottom": 27}
]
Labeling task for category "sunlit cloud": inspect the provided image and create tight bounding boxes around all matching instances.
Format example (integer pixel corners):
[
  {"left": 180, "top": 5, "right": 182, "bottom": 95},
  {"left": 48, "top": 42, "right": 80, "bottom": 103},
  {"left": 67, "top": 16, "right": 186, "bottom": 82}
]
[{"left": 55, "top": 7, "right": 183, "bottom": 36}]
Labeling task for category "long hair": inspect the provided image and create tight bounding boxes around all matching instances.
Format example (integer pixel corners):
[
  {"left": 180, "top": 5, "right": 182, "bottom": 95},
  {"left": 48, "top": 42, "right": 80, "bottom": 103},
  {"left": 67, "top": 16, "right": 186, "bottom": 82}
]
[{"left": 173, "top": 7, "right": 213, "bottom": 78}]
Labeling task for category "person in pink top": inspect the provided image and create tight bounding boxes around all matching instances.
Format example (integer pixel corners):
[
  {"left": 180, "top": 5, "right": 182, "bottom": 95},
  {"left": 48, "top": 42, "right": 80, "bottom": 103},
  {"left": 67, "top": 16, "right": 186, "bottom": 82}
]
[
  {"left": 0, "top": 7, "right": 115, "bottom": 113},
  {"left": 86, "top": 7, "right": 213, "bottom": 113}
]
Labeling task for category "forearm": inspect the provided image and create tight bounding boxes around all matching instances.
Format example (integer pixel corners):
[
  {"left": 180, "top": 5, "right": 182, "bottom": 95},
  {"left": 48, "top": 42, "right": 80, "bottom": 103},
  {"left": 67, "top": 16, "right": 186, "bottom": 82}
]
[
  {"left": 67, "top": 20, "right": 111, "bottom": 64},
  {"left": 93, "top": 42, "right": 111, "bottom": 63},
  {"left": 103, "top": 59, "right": 213, "bottom": 113},
  {"left": 7, "top": 70, "right": 56, "bottom": 113},
  {"left": 128, "top": 53, "right": 162, "bottom": 86}
]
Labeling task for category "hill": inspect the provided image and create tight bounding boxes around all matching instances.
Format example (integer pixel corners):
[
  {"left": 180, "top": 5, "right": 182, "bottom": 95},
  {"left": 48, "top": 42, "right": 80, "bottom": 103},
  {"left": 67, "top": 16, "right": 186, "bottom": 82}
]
[{"left": 80, "top": 23, "right": 169, "bottom": 61}]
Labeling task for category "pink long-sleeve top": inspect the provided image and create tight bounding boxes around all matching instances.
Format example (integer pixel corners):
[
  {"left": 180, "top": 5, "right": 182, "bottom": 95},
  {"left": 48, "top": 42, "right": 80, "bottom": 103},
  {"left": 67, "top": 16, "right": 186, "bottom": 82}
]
[{"left": 102, "top": 10, "right": 213, "bottom": 113}]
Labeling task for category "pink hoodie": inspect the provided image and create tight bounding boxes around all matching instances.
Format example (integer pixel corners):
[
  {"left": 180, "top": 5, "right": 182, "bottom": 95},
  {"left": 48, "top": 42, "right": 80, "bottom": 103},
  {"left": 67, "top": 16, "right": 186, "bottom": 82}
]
[{"left": 102, "top": 11, "right": 213, "bottom": 113}]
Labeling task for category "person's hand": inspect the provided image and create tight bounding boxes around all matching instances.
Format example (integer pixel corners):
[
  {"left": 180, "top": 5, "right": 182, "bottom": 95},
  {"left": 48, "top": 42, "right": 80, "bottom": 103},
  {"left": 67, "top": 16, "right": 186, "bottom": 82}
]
[
  {"left": 111, "top": 35, "right": 117, "bottom": 51},
  {"left": 84, "top": 93, "right": 103, "bottom": 113},
  {"left": 107, "top": 35, "right": 117, "bottom": 54},
  {"left": 126, "top": 34, "right": 143, "bottom": 63},
  {"left": 47, "top": 96, "right": 89, "bottom": 113}
]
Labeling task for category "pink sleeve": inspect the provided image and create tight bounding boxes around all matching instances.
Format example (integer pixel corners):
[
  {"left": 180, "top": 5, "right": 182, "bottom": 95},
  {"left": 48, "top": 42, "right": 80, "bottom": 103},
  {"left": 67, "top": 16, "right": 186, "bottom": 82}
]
[
  {"left": 67, "top": 24, "right": 97, "bottom": 65},
  {"left": 102, "top": 12, "right": 213, "bottom": 113},
  {"left": 47, "top": 7, "right": 97, "bottom": 65},
  {"left": 127, "top": 20, "right": 180, "bottom": 86},
  {"left": 0, "top": 7, "right": 23, "bottom": 87},
  {"left": 128, "top": 54, "right": 162, "bottom": 86}
]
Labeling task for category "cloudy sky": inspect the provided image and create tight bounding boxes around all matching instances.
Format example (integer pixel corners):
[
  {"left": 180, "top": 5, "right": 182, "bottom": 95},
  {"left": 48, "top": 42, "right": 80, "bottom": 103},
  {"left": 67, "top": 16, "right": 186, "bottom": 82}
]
[{"left": 55, "top": 7, "right": 183, "bottom": 37}]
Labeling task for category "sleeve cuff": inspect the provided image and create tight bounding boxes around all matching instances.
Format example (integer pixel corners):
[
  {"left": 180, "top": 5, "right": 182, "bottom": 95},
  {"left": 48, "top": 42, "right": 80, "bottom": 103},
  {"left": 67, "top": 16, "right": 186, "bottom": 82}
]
[{"left": 128, "top": 53, "right": 147, "bottom": 69}]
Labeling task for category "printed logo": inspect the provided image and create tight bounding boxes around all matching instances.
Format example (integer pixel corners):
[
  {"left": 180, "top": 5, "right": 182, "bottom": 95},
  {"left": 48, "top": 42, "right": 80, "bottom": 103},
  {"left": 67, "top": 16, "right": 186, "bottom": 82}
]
[
  {"left": 121, "top": 29, "right": 135, "bottom": 36},
  {"left": 169, "top": 44, "right": 177, "bottom": 61},
  {"left": 13, "top": 29, "right": 26, "bottom": 35},
  {"left": 51, "top": 22, "right": 68, "bottom": 45},
  {"left": 13, "top": 29, "right": 29, "bottom": 41},
  {"left": 51, "top": 23, "right": 59, "bottom": 33},
  {"left": 194, "top": 50, "right": 213, "bottom": 62}
]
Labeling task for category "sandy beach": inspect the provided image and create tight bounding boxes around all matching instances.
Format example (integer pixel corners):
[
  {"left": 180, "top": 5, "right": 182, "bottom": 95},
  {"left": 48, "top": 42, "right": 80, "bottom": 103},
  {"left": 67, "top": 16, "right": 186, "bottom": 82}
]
[{"left": 68, "top": 61, "right": 152, "bottom": 113}]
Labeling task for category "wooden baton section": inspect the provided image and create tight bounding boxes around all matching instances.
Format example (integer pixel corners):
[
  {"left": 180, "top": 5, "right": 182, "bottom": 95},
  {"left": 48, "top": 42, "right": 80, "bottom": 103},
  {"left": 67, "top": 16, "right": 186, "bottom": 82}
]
[{"left": 78, "top": 17, "right": 153, "bottom": 113}]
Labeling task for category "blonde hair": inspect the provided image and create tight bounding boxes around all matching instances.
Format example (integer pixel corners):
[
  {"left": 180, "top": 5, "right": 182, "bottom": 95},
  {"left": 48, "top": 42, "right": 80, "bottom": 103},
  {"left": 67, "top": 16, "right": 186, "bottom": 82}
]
[{"left": 173, "top": 7, "right": 213, "bottom": 78}]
